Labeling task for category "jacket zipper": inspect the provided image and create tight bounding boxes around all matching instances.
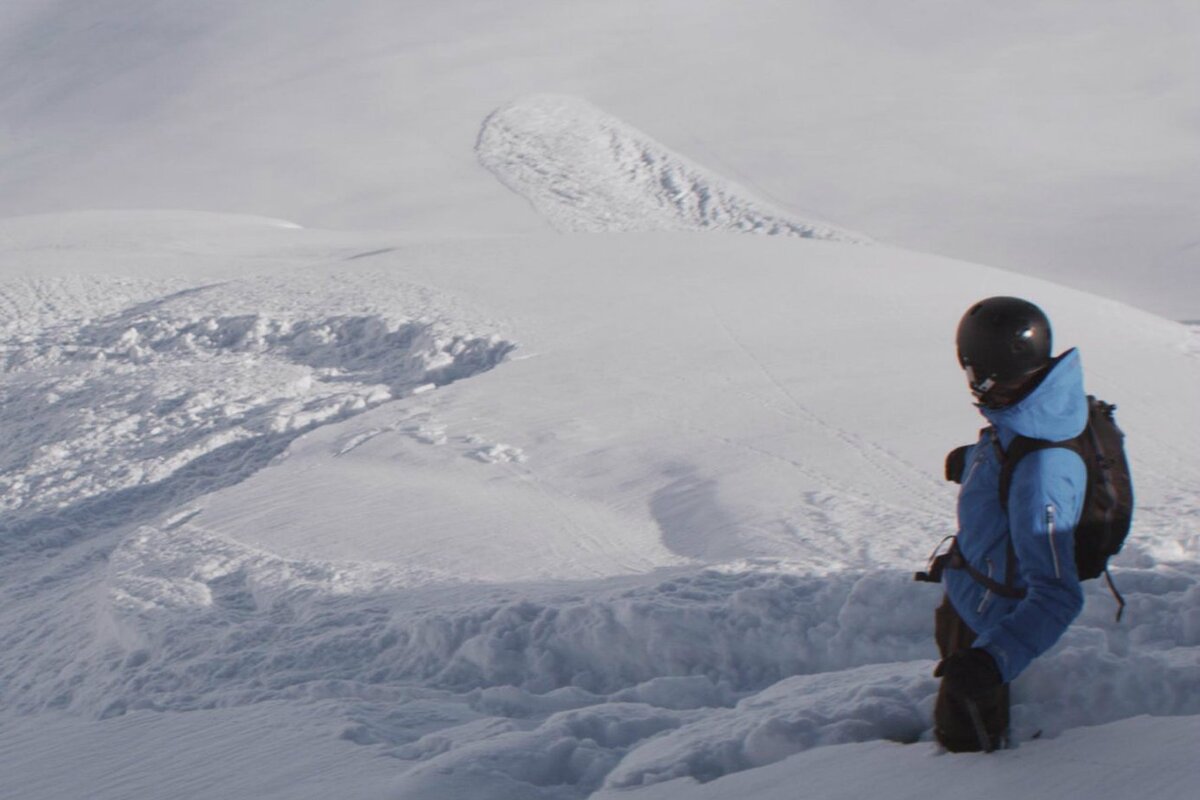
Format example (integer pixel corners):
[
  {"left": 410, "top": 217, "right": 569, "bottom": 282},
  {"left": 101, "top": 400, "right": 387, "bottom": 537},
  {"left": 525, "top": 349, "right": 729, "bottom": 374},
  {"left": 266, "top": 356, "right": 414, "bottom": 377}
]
[
  {"left": 963, "top": 447, "right": 985, "bottom": 487},
  {"left": 1046, "top": 504, "right": 1062, "bottom": 579},
  {"left": 977, "top": 558, "right": 995, "bottom": 613}
]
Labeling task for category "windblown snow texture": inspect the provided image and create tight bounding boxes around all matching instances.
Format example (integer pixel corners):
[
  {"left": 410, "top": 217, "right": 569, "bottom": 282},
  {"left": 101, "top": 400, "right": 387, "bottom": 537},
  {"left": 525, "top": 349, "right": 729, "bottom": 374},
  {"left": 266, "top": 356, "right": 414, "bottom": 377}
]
[
  {"left": 477, "top": 95, "right": 869, "bottom": 241},
  {"left": 2, "top": 208, "right": 1198, "bottom": 799}
]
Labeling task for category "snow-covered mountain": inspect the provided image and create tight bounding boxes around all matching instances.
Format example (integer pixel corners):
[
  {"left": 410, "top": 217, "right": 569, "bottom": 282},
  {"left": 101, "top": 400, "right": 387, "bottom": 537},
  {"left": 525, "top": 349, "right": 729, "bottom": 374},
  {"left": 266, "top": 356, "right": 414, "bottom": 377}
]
[
  {"left": 0, "top": 1, "right": 1195, "bottom": 317},
  {"left": 1, "top": 3, "right": 1198, "bottom": 799}
]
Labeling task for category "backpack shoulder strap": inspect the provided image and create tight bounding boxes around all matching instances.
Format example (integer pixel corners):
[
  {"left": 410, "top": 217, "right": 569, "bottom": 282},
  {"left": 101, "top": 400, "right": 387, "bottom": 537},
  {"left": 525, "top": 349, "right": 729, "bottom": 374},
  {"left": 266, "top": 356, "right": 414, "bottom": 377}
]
[
  {"left": 992, "top": 433, "right": 1075, "bottom": 599},
  {"left": 997, "top": 434, "right": 1084, "bottom": 510}
]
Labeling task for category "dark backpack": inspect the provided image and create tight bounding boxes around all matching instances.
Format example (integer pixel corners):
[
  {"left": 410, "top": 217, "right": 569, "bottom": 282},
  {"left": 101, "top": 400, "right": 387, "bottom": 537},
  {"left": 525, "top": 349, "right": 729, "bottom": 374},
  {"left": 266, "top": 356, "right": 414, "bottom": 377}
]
[
  {"left": 919, "top": 395, "right": 1134, "bottom": 620},
  {"left": 999, "top": 395, "right": 1134, "bottom": 582}
]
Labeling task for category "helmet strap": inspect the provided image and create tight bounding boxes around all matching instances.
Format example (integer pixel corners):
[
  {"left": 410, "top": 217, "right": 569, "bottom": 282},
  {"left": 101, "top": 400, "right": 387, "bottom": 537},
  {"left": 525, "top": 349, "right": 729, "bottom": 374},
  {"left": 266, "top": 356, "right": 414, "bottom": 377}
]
[{"left": 965, "top": 366, "right": 996, "bottom": 401}]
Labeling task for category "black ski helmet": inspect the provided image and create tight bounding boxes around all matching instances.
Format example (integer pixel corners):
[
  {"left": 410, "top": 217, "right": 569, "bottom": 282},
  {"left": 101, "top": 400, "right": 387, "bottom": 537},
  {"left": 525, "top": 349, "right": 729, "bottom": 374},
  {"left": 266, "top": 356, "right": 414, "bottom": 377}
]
[{"left": 956, "top": 297, "right": 1052, "bottom": 394}]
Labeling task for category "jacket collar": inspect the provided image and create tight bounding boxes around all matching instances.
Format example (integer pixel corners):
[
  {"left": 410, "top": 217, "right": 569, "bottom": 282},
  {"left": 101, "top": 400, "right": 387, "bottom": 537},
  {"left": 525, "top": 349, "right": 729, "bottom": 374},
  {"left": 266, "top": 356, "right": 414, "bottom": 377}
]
[{"left": 981, "top": 348, "right": 1088, "bottom": 446}]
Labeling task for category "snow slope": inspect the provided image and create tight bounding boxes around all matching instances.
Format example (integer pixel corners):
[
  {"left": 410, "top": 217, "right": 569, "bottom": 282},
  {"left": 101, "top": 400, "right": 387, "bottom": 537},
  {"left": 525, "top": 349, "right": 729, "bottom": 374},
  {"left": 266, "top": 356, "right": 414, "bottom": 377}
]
[
  {"left": 0, "top": 1, "right": 1196, "bottom": 317},
  {"left": 2, "top": 210, "right": 1198, "bottom": 798},
  {"left": 593, "top": 715, "right": 1200, "bottom": 800},
  {"left": 1, "top": 5, "right": 1198, "bottom": 792}
]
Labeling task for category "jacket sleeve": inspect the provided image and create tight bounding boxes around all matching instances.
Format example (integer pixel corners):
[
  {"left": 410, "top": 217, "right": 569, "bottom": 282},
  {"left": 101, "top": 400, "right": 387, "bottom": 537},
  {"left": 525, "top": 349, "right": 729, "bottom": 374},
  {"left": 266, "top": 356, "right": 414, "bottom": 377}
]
[{"left": 972, "top": 447, "right": 1086, "bottom": 682}]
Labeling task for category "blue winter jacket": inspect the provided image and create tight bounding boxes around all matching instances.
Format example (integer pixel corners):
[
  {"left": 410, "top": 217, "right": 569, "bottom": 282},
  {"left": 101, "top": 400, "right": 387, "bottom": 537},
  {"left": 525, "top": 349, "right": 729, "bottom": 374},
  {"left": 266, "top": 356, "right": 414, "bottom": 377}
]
[{"left": 944, "top": 348, "right": 1088, "bottom": 682}]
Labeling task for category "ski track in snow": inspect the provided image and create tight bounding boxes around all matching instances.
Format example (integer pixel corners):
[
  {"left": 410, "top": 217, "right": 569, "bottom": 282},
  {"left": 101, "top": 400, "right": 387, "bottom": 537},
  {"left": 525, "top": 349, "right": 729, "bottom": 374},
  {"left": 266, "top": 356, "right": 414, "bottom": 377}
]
[
  {"left": 704, "top": 305, "right": 947, "bottom": 518},
  {"left": 477, "top": 94, "right": 871, "bottom": 242}
]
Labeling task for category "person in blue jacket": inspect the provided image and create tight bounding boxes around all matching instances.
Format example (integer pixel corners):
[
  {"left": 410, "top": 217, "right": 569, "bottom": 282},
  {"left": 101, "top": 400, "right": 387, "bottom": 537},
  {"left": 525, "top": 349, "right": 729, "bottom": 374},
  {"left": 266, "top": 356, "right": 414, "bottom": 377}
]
[{"left": 933, "top": 296, "right": 1086, "bottom": 752}]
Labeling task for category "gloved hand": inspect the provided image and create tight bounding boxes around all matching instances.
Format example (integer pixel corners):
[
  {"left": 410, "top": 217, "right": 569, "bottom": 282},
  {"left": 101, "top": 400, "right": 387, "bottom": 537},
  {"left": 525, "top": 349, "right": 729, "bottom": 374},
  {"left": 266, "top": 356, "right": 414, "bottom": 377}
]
[{"left": 934, "top": 647, "right": 1003, "bottom": 699}]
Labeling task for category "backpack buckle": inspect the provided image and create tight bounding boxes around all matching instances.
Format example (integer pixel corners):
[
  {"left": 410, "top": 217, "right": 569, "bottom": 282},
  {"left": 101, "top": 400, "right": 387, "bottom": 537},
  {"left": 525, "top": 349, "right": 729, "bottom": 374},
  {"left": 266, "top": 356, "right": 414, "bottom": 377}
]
[{"left": 914, "top": 536, "right": 957, "bottom": 583}]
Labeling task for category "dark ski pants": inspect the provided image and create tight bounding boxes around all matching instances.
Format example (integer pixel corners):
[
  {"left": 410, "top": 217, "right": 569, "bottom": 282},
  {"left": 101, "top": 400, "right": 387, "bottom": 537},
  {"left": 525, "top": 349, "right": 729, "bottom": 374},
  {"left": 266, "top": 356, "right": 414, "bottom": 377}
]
[{"left": 934, "top": 597, "right": 1010, "bottom": 752}]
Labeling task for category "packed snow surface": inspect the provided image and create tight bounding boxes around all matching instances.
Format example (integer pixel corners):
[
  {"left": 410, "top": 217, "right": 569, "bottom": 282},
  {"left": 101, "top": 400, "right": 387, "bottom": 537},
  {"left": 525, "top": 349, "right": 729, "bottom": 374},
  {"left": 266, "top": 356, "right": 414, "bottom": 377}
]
[{"left": 1, "top": 211, "right": 1198, "bottom": 798}]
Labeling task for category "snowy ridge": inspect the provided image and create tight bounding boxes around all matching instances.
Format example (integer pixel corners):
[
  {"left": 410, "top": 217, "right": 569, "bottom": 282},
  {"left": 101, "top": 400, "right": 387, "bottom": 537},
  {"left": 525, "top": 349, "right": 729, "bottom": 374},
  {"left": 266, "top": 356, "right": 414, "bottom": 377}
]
[
  {"left": 478, "top": 95, "right": 869, "bottom": 241},
  {"left": 394, "top": 562, "right": 1200, "bottom": 795},
  {"left": 91, "top": 564, "right": 934, "bottom": 713}
]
